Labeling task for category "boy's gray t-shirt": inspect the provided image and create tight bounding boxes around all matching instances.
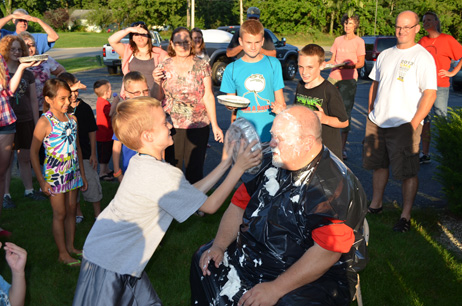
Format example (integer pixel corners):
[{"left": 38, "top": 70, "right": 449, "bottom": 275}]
[{"left": 83, "top": 154, "right": 208, "bottom": 277}]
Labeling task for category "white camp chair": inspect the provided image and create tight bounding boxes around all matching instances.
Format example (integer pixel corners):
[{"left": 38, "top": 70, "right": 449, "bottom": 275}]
[{"left": 353, "top": 218, "right": 369, "bottom": 306}]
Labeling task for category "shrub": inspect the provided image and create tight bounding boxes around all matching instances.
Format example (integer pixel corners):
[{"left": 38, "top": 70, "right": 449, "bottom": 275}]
[
  {"left": 433, "top": 107, "right": 462, "bottom": 216},
  {"left": 43, "top": 8, "right": 69, "bottom": 31}
]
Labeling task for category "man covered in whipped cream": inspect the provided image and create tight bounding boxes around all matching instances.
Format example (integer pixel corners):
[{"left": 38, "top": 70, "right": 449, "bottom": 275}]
[{"left": 190, "top": 105, "right": 368, "bottom": 305}]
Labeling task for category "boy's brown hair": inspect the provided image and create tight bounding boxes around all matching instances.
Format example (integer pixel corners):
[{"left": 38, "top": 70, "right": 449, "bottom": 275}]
[
  {"left": 239, "top": 19, "right": 264, "bottom": 38},
  {"left": 93, "top": 79, "right": 110, "bottom": 98},
  {"left": 112, "top": 97, "right": 162, "bottom": 151},
  {"left": 122, "top": 71, "right": 147, "bottom": 90},
  {"left": 299, "top": 44, "right": 325, "bottom": 64}
]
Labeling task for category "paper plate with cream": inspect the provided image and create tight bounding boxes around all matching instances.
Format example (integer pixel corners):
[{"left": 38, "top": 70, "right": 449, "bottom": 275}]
[
  {"left": 19, "top": 54, "right": 48, "bottom": 63},
  {"left": 217, "top": 95, "right": 250, "bottom": 109}
]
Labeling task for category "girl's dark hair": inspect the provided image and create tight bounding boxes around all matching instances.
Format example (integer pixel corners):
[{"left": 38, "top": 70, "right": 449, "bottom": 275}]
[
  {"left": 129, "top": 22, "right": 153, "bottom": 58},
  {"left": 167, "top": 27, "right": 195, "bottom": 57},
  {"left": 42, "top": 79, "right": 71, "bottom": 112},
  {"left": 191, "top": 27, "right": 206, "bottom": 52}
]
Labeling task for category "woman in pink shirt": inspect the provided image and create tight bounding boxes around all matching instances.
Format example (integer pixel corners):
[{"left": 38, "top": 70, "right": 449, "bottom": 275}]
[{"left": 327, "top": 14, "right": 365, "bottom": 160}]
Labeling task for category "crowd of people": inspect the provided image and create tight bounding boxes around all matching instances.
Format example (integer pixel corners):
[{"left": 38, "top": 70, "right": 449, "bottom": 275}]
[{"left": 0, "top": 5, "right": 459, "bottom": 306}]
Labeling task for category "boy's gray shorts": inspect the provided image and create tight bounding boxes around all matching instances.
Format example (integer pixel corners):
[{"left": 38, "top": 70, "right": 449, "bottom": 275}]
[
  {"left": 80, "top": 160, "right": 103, "bottom": 203},
  {"left": 73, "top": 258, "right": 162, "bottom": 306}
]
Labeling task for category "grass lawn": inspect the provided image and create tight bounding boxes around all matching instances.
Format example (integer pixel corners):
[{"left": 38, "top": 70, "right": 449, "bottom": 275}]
[
  {"left": 56, "top": 56, "right": 104, "bottom": 74},
  {"left": 1, "top": 178, "right": 461, "bottom": 305},
  {"left": 53, "top": 31, "right": 334, "bottom": 49},
  {"left": 53, "top": 32, "right": 112, "bottom": 48}
]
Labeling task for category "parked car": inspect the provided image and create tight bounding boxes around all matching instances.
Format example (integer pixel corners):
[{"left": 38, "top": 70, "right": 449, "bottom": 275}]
[
  {"left": 217, "top": 26, "right": 299, "bottom": 82},
  {"left": 451, "top": 59, "right": 462, "bottom": 92},
  {"left": 102, "top": 30, "right": 168, "bottom": 74},
  {"left": 358, "top": 36, "right": 397, "bottom": 79}
]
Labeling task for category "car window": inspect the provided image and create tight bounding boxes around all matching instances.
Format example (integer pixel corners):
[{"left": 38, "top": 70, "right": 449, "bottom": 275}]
[
  {"left": 365, "top": 43, "right": 374, "bottom": 51},
  {"left": 265, "top": 30, "right": 278, "bottom": 45},
  {"left": 377, "top": 38, "right": 397, "bottom": 52}
]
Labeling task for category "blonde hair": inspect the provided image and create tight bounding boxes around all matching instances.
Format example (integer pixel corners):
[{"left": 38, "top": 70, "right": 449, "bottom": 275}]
[
  {"left": 240, "top": 19, "right": 264, "bottom": 37},
  {"left": 112, "top": 97, "right": 162, "bottom": 151}
]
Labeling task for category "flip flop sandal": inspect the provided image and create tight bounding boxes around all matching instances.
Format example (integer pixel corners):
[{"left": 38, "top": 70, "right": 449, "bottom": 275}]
[
  {"left": 368, "top": 207, "right": 383, "bottom": 214},
  {"left": 64, "top": 259, "right": 81, "bottom": 267}
]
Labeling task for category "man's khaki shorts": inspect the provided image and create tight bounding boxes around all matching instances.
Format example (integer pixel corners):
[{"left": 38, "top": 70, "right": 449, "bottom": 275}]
[{"left": 363, "top": 118, "right": 422, "bottom": 180}]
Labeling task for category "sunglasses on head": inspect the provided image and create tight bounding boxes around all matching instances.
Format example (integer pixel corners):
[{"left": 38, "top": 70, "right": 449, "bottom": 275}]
[
  {"left": 131, "top": 21, "right": 146, "bottom": 27},
  {"left": 17, "top": 19, "right": 28, "bottom": 23}
]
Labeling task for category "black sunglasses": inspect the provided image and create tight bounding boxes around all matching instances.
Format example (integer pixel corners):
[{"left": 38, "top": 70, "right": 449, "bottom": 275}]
[
  {"left": 131, "top": 21, "right": 146, "bottom": 27},
  {"left": 17, "top": 19, "right": 28, "bottom": 23}
]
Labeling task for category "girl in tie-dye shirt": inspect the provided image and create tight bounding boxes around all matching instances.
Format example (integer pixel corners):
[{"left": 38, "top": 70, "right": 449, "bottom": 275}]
[{"left": 30, "top": 79, "right": 87, "bottom": 266}]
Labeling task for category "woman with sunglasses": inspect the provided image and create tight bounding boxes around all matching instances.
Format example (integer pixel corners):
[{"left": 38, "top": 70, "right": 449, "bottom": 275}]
[
  {"left": 108, "top": 21, "right": 167, "bottom": 97},
  {"left": 192, "top": 28, "right": 209, "bottom": 62},
  {"left": 154, "top": 27, "right": 223, "bottom": 184}
]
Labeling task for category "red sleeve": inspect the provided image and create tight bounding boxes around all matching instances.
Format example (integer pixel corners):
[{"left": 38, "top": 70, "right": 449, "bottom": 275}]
[
  {"left": 231, "top": 183, "right": 251, "bottom": 210},
  {"left": 312, "top": 219, "right": 354, "bottom": 253}
]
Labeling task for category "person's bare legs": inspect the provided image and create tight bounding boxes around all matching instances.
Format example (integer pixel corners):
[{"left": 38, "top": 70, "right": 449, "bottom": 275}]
[
  {"left": 421, "top": 122, "right": 431, "bottom": 156},
  {"left": 401, "top": 176, "right": 418, "bottom": 221},
  {"left": 76, "top": 201, "right": 83, "bottom": 217},
  {"left": 50, "top": 193, "right": 78, "bottom": 264},
  {"left": 17, "top": 149, "right": 33, "bottom": 190},
  {"left": 369, "top": 168, "right": 389, "bottom": 210},
  {"left": 0, "top": 134, "right": 14, "bottom": 232},
  {"left": 65, "top": 189, "right": 81, "bottom": 255},
  {"left": 3, "top": 150, "right": 14, "bottom": 197},
  {"left": 92, "top": 201, "right": 101, "bottom": 218}
]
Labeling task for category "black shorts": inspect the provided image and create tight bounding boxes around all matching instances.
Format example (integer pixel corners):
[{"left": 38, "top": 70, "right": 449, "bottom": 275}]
[
  {"left": 97, "top": 140, "right": 113, "bottom": 164},
  {"left": 13, "top": 120, "right": 34, "bottom": 150}
]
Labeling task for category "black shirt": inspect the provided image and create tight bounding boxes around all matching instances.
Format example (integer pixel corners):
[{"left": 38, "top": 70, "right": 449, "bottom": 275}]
[
  {"left": 294, "top": 79, "right": 348, "bottom": 160},
  {"left": 73, "top": 99, "right": 97, "bottom": 160}
]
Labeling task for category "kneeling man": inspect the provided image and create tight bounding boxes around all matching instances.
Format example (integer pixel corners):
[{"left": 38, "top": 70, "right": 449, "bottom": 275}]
[{"left": 190, "top": 105, "right": 368, "bottom": 305}]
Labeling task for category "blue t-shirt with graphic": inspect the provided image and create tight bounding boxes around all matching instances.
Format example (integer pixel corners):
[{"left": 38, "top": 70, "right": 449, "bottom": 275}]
[{"left": 220, "top": 55, "right": 284, "bottom": 142}]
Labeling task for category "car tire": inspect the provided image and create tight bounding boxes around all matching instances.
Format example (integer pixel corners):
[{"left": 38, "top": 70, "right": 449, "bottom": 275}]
[
  {"left": 212, "top": 61, "right": 228, "bottom": 86},
  {"left": 283, "top": 59, "right": 297, "bottom": 80},
  {"left": 107, "top": 65, "right": 118, "bottom": 75}
]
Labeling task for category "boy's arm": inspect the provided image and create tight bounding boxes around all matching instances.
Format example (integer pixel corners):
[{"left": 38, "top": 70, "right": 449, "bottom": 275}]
[
  {"left": 74, "top": 117, "right": 87, "bottom": 192},
  {"left": 88, "top": 131, "right": 97, "bottom": 169},
  {"left": 112, "top": 139, "right": 123, "bottom": 182},
  {"left": 196, "top": 140, "right": 261, "bottom": 214},
  {"left": 203, "top": 76, "right": 223, "bottom": 142},
  {"left": 4, "top": 242, "right": 27, "bottom": 306},
  {"left": 271, "top": 88, "right": 286, "bottom": 115},
  {"left": 314, "top": 104, "right": 348, "bottom": 128}
]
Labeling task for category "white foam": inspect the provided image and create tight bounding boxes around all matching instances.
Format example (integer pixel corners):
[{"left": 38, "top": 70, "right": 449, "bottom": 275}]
[
  {"left": 291, "top": 194, "right": 300, "bottom": 203},
  {"left": 219, "top": 264, "right": 241, "bottom": 301}
]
